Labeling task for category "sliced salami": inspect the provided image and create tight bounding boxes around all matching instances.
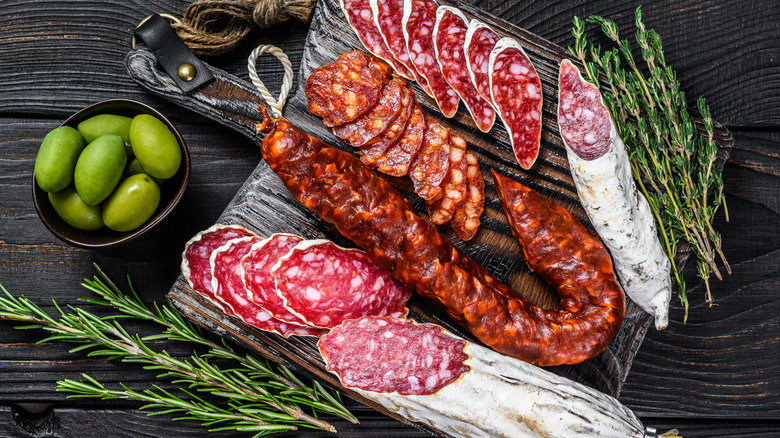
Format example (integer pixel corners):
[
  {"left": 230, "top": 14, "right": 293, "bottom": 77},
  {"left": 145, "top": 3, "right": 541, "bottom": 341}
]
[
  {"left": 305, "top": 50, "right": 393, "bottom": 127},
  {"left": 371, "top": 0, "right": 430, "bottom": 93},
  {"left": 426, "top": 132, "right": 468, "bottom": 224},
  {"left": 464, "top": 19, "right": 499, "bottom": 105},
  {"left": 211, "top": 236, "right": 325, "bottom": 338},
  {"left": 408, "top": 117, "right": 450, "bottom": 201},
  {"left": 240, "top": 233, "right": 311, "bottom": 327},
  {"left": 333, "top": 78, "right": 406, "bottom": 147},
  {"left": 271, "top": 240, "right": 411, "bottom": 328},
  {"left": 355, "top": 85, "right": 415, "bottom": 167},
  {"left": 489, "top": 37, "right": 543, "bottom": 169},
  {"left": 341, "top": 0, "right": 414, "bottom": 79},
  {"left": 181, "top": 224, "right": 254, "bottom": 314},
  {"left": 318, "top": 317, "right": 470, "bottom": 395},
  {"left": 376, "top": 102, "right": 426, "bottom": 177},
  {"left": 403, "top": 0, "right": 459, "bottom": 117},
  {"left": 450, "top": 150, "right": 484, "bottom": 241},
  {"left": 433, "top": 7, "right": 495, "bottom": 133}
]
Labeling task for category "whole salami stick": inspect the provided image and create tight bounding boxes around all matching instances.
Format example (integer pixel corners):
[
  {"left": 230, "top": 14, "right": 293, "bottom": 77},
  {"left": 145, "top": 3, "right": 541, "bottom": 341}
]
[{"left": 257, "top": 108, "right": 624, "bottom": 366}]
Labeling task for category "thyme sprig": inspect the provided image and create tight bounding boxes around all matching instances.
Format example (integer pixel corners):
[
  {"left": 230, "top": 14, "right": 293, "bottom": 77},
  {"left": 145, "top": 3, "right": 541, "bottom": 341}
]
[
  {"left": 0, "top": 264, "right": 357, "bottom": 435},
  {"left": 569, "top": 7, "right": 730, "bottom": 319}
]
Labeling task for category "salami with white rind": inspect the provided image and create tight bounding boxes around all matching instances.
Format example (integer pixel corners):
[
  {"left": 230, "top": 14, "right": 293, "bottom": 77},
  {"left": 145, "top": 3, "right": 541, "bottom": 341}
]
[
  {"left": 319, "top": 316, "right": 646, "bottom": 438},
  {"left": 489, "top": 37, "right": 543, "bottom": 169},
  {"left": 341, "top": 0, "right": 414, "bottom": 79},
  {"left": 557, "top": 59, "right": 671, "bottom": 330},
  {"left": 433, "top": 6, "right": 495, "bottom": 132},
  {"left": 271, "top": 240, "right": 411, "bottom": 328},
  {"left": 371, "top": 0, "right": 430, "bottom": 92},
  {"left": 464, "top": 19, "right": 499, "bottom": 106}
]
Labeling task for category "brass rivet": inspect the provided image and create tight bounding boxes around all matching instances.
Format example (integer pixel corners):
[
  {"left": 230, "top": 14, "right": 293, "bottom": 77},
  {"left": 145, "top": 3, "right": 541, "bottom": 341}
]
[{"left": 178, "top": 63, "right": 196, "bottom": 82}]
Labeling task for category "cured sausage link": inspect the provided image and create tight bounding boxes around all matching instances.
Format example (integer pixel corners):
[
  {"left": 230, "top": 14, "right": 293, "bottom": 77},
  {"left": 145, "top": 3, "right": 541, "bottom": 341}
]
[{"left": 259, "top": 110, "right": 624, "bottom": 366}]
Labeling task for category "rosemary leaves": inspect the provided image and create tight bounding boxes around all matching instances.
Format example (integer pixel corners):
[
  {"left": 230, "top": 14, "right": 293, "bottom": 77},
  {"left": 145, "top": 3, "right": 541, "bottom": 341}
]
[{"left": 569, "top": 7, "right": 729, "bottom": 320}]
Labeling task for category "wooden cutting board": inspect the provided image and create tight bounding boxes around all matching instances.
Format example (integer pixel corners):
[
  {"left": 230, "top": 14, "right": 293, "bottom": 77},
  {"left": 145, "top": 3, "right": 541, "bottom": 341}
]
[{"left": 126, "top": 0, "right": 732, "bottom": 435}]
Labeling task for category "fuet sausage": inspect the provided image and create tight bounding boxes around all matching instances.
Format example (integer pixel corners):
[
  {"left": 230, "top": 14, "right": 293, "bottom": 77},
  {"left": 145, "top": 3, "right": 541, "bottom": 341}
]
[{"left": 258, "top": 108, "right": 624, "bottom": 366}]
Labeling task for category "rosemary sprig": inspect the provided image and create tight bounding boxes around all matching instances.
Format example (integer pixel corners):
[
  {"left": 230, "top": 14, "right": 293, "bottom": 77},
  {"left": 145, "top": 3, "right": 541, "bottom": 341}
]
[
  {"left": 0, "top": 265, "right": 357, "bottom": 435},
  {"left": 569, "top": 8, "right": 730, "bottom": 320}
]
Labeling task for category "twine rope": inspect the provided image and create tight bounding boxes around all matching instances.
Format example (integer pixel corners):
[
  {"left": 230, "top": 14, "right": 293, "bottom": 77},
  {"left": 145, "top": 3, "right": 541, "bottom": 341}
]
[{"left": 247, "top": 44, "right": 293, "bottom": 118}]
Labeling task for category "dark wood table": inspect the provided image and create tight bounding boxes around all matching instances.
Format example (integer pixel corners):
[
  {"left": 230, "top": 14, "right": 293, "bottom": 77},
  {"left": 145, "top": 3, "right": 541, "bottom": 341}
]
[{"left": 1, "top": 0, "right": 778, "bottom": 436}]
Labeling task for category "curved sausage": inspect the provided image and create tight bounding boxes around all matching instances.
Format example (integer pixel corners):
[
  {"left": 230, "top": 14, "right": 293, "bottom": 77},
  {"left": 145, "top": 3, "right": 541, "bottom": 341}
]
[{"left": 259, "top": 109, "right": 624, "bottom": 366}]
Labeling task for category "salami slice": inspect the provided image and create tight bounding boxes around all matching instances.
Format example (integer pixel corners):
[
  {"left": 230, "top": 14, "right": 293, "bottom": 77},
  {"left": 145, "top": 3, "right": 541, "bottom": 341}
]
[
  {"left": 464, "top": 19, "right": 499, "bottom": 105},
  {"left": 181, "top": 224, "right": 254, "bottom": 314},
  {"left": 433, "top": 7, "right": 495, "bottom": 133},
  {"left": 305, "top": 50, "right": 393, "bottom": 127},
  {"left": 450, "top": 150, "right": 484, "bottom": 241},
  {"left": 408, "top": 117, "right": 450, "bottom": 201},
  {"left": 211, "top": 236, "right": 325, "bottom": 338},
  {"left": 376, "top": 102, "right": 426, "bottom": 177},
  {"left": 241, "top": 233, "right": 311, "bottom": 327},
  {"left": 333, "top": 78, "right": 406, "bottom": 147},
  {"left": 355, "top": 85, "right": 415, "bottom": 167},
  {"left": 318, "top": 317, "right": 470, "bottom": 395},
  {"left": 403, "top": 0, "right": 459, "bottom": 118},
  {"left": 341, "top": 0, "right": 414, "bottom": 79},
  {"left": 426, "top": 132, "right": 469, "bottom": 224},
  {"left": 370, "top": 0, "right": 430, "bottom": 93},
  {"left": 489, "top": 37, "right": 543, "bottom": 169},
  {"left": 271, "top": 240, "right": 411, "bottom": 328}
]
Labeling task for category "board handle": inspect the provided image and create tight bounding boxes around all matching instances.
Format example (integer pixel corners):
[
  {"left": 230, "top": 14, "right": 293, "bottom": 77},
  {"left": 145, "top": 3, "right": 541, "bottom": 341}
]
[{"left": 125, "top": 45, "right": 266, "bottom": 142}]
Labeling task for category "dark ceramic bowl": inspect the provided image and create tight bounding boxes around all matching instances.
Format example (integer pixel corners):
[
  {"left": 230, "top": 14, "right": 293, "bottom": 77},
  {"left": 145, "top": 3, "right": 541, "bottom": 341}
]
[{"left": 32, "top": 99, "right": 191, "bottom": 249}]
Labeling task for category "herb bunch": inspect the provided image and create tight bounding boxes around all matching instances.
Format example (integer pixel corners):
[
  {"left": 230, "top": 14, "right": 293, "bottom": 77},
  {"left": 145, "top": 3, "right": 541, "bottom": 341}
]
[
  {"left": 0, "top": 264, "right": 357, "bottom": 436},
  {"left": 569, "top": 7, "right": 729, "bottom": 319}
]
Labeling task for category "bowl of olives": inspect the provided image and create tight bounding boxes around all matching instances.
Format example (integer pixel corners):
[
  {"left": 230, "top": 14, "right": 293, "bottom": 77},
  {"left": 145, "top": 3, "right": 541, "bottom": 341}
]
[{"left": 32, "top": 99, "right": 191, "bottom": 249}]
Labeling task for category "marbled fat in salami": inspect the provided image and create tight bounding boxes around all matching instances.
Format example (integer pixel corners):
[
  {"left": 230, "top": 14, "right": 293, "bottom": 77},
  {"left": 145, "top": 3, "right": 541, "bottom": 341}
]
[
  {"left": 306, "top": 50, "right": 393, "bottom": 127},
  {"left": 375, "top": 102, "right": 426, "bottom": 177},
  {"left": 181, "top": 224, "right": 254, "bottom": 314},
  {"left": 426, "top": 132, "right": 468, "bottom": 224},
  {"left": 333, "top": 78, "right": 406, "bottom": 147},
  {"left": 271, "top": 240, "right": 411, "bottom": 328},
  {"left": 211, "top": 236, "right": 324, "bottom": 338},
  {"left": 341, "top": 0, "right": 414, "bottom": 79},
  {"left": 319, "top": 317, "right": 470, "bottom": 395},
  {"left": 450, "top": 150, "right": 484, "bottom": 241},
  {"left": 489, "top": 37, "right": 543, "bottom": 169},
  {"left": 408, "top": 117, "right": 450, "bottom": 201},
  {"left": 371, "top": 0, "right": 429, "bottom": 92},
  {"left": 241, "top": 233, "right": 312, "bottom": 328},
  {"left": 403, "top": 0, "right": 459, "bottom": 117},
  {"left": 433, "top": 7, "right": 495, "bottom": 132},
  {"left": 464, "top": 20, "right": 499, "bottom": 105}
]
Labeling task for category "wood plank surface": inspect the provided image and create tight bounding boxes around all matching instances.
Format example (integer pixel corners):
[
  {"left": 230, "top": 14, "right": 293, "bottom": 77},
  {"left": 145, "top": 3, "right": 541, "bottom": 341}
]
[{"left": 0, "top": 0, "right": 778, "bottom": 436}]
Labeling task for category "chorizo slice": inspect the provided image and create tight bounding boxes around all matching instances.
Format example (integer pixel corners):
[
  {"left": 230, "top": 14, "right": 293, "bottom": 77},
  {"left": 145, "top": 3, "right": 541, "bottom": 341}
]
[
  {"left": 181, "top": 224, "right": 254, "bottom": 315},
  {"left": 425, "top": 132, "right": 468, "bottom": 224},
  {"left": 449, "top": 150, "right": 484, "bottom": 241},
  {"left": 433, "top": 7, "right": 495, "bottom": 132},
  {"left": 355, "top": 85, "right": 414, "bottom": 167},
  {"left": 489, "top": 37, "right": 543, "bottom": 169},
  {"left": 464, "top": 19, "right": 499, "bottom": 105},
  {"left": 259, "top": 112, "right": 624, "bottom": 365},
  {"left": 341, "top": 0, "right": 415, "bottom": 79},
  {"left": 210, "top": 236, "right": 325, "bottom": 338},
  {"left": 305, "top": 50, "right": 393, "bottom": 127},
  {"left": 271, "top": 240, "right": 411, "bottom": 329},
  {"left": 333, "top": 77, "right": 406, "bottom": 147},
  {"left": 370, "top": 0, "right": 430, "bottom": 92},
  {"left": 403, "top": 0, "right": 460, "bottom": 117},
  {"left": 375, "top": 102, "right": 426, "bottom": 177},
  {"left": 408, "top": 117, "right": 450, "bottom": 201}
]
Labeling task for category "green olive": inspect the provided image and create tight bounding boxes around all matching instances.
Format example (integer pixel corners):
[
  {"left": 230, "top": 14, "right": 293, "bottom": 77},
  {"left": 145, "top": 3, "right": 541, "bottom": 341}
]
[
  {"left": 74, "top": 134, "right": 127, "bottom": 206},
  {"left": 47, "top": 185, "right": 104, "bottom": 231},
  {"left": 77, "top": 114, "right": 132, "bottom": 145},
  {"left": 34, "top": 126, "right": 86, "bottom": 192},
  {"left": 129, "top": 114, "right": 181, "bottom": 179},
  {"left": 123, "top": 157, "right": 147, "bottom": 178},
  {"left": 102, "top": 173, "right": 161, "bottom": 232}
]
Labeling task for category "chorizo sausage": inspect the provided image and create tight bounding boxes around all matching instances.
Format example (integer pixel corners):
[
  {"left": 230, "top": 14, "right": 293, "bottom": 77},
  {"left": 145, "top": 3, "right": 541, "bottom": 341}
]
[{"left": 258, "top": 109, "right": 624, "bottom": 366}]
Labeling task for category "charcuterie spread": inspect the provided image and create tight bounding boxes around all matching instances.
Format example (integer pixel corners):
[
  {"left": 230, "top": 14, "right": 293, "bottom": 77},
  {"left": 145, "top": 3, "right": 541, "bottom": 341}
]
[
  {"left": 558, "top": 59, "right": 672, "bottom": 329},
  {"left": 257, "top": 108, "right": 624, "bottom": 366},
  {"left": 305, "top": 51, "right": 485, "bottom": 239},
  {"left": 318, "top": 316, "right": 646, "bottom": 438}
]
